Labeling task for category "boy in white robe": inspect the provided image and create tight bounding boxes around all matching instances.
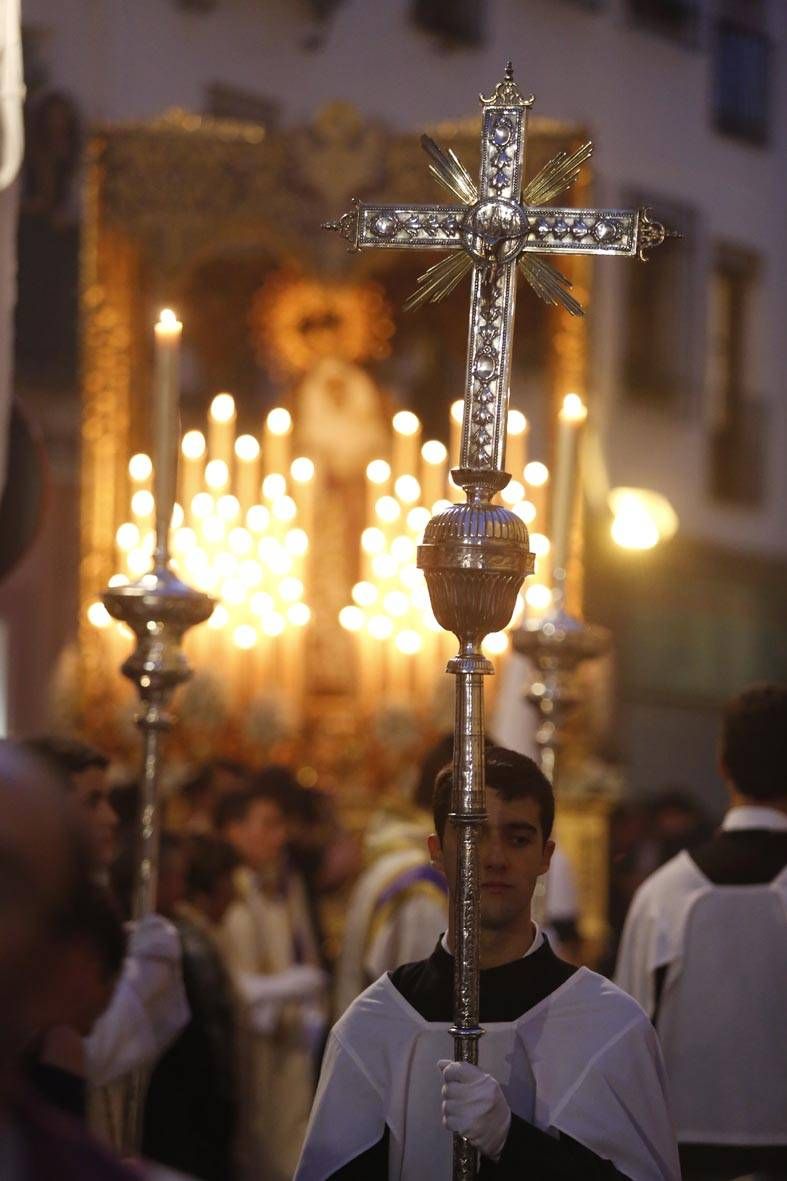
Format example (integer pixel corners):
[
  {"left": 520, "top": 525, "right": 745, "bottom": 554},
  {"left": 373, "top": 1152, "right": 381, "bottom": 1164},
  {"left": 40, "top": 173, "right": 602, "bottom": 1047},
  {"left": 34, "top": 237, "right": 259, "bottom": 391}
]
[
  {"left": 296, "top": 748, "right": 680, "bottom": 1181},
  {"left": 616, "top": 684, "right": 787, "bottom": 1180}
]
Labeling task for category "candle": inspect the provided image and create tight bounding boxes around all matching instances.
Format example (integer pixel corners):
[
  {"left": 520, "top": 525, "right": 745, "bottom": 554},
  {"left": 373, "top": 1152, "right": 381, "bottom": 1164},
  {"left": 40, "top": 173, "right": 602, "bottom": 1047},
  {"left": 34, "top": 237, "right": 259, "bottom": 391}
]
[
  {"left": 264, "top": 407, "right": 292, "bottom": 477},
  {"left": 391, "top": 410, "right": 421, "bottom": 480},
  {"left": 448, "top": 400, "right": 464, "bottom": 500},
  {"left": 208, "top": 392, "right": 236, "bottom": 466},
  {"left": 550, "top": 393, "right": 587, "bottom": 581},
  {"left": 153, "top": 309, "right": 182, "bottom": 564},
  {"left": 420, "top": 439, "right": 448, "bottom": 509},
  {"left": 235, "top": 434, "right": 261, "bottom": 511},
  {"left": 506, "top": 409, "right": 528, "bottom": 483},
  {"left": 180, "top": 430, "right": 206, "bottom": 524},
  {"left": 523, "top": 460, "right": 550, "bottom": 535}
]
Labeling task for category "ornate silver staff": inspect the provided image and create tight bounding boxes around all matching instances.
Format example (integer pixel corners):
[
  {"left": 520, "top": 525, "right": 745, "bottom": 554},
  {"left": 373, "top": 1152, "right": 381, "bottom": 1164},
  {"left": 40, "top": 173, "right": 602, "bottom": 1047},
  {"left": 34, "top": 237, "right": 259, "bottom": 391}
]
[
  {"left": 102, "top": 311, "right": 213, "bottom": 1152},
  {"left": 326, "top": 63, "right": 667, "bottom": 1179}
]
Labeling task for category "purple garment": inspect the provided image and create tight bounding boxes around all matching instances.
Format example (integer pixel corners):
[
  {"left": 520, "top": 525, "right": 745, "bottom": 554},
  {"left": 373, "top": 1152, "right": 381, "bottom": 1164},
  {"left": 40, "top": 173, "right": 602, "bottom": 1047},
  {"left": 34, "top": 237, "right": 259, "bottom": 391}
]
[{"left": 13, "top": 1087, "right": 142, "bottom": 1180}]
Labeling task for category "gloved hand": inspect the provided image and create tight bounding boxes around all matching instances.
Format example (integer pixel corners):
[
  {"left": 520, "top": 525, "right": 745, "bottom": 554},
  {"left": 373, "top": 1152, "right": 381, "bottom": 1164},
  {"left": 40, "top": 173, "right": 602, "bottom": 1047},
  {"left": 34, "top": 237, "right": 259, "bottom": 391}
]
[
  {"left": 438, "top": 1058, "right": 511, "bottom": 1162},
  {"left": 127, "top": 913, "right": 180, "bottom": 963}
]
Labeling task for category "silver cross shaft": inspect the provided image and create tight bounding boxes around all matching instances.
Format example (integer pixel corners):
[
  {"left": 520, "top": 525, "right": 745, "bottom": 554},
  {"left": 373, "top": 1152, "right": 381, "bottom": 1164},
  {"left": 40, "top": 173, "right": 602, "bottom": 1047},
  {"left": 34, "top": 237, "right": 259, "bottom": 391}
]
[{"left": 325, "top": 63, "right": 668, "bottom": 474}]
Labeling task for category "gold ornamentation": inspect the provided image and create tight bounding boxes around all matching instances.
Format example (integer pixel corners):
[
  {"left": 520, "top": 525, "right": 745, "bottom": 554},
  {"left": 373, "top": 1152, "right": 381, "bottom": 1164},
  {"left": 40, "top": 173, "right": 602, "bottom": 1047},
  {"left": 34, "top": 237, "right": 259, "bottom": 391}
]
[{"left": 249, "top": 271, "right": 394, "bottom": 378}]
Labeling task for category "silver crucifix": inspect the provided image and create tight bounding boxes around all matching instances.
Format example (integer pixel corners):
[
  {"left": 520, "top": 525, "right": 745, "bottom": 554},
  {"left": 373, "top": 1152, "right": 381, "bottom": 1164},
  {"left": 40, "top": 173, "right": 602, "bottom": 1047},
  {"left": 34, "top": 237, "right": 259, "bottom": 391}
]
[{"left": 326, "top": 63, "right": 670, "bottom": 1181}]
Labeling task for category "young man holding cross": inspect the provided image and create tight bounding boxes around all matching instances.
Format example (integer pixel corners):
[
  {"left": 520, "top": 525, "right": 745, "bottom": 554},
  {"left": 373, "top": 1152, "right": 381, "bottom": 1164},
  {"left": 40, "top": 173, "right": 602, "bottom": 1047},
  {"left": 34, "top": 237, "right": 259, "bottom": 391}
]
[{"left": 296, "top": 748, "right": 679, "bottom": 1181}]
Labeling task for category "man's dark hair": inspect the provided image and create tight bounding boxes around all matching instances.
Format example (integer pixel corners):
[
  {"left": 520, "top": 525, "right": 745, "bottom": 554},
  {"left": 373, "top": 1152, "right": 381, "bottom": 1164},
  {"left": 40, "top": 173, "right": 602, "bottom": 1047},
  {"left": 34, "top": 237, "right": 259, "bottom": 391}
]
[
  {"left": 180, "top": 758, "right": 250, "bottom": 805},
  {"left": 214, "top": 783, "right": 282, "bottom": 831},
  {"left": 55, "top": 873, "right": 127, "bottom": 982},
  {"left": 185, "top": 833, "right": 240, "bottom": 899},
  {"left": 721, "top": 684, "right": 787, "bottom": 802},
  {"left": 433, "top": 747, "right": 555, "bottom": 843},
  {"left": 24, "top": 736, "right": 108, "bottom": 789}
]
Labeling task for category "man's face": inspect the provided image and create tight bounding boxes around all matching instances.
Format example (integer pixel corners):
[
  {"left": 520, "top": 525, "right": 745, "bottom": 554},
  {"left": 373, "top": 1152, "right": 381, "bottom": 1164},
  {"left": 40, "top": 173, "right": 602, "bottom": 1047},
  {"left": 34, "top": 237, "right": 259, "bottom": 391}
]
[
  {"left": 71, "top": 766, "right": 118, "bottom": 867},
  {"left": 231, "top": 798, "right": 287, "bottom": 873},
  {"left": 429, "top": 789, "right": 554, "bottom": 933}
]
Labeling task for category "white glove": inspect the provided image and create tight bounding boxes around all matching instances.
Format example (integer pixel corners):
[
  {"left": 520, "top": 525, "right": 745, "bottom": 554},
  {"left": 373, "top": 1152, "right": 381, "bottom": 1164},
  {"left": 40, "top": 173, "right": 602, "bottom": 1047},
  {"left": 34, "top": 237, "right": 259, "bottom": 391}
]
[
  {"left": 438, "top": 1058, "right": 511, "bottom": 1162},
  {"left": 127, "top": 914, "right": 181, "bottom": 963},
  {"left": 238, "top": 964, "right": 327, "bottom": 1008}
]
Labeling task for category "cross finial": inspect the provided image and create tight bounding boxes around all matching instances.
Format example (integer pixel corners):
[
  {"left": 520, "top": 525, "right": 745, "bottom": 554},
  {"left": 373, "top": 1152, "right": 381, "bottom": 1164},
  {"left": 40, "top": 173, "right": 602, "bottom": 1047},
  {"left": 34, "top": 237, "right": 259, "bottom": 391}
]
[{"left": 505, "top": 60, "right": 514, "bottom": 81}]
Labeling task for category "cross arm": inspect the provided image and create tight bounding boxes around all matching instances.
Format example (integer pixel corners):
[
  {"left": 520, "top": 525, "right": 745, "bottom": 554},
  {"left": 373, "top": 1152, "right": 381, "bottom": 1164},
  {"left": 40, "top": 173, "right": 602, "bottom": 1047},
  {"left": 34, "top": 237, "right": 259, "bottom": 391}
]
[
  {"left": 323, "top": 198, "right": 467, "bottom": 254},
  {"left": 520, "top": 205, "right": 669, "bottom": 261}
]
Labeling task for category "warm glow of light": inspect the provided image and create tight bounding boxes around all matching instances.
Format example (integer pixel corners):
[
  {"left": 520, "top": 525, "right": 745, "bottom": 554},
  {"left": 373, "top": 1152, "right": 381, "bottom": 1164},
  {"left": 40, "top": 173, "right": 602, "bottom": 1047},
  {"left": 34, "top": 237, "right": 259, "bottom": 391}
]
[
  {"left": 608, "top": 487, "right": 678, "bottom": 550},
  {"left": 526, "top": 584, "right": 553, "bottom": 611},
  {"left": 87, "top": 601, "right": 111, "bottom": 629},
  {"left": 368, "top": 613, "right": 394, "bottom": 640},
  {"left": 267, "top": 549, "right": 292, "bottom": 576},
  {"left": 514, "top": 500, "right": 537, "bottom": 525},
  {"left": 181, "top": 430, "right": 206, "bottom": 461},
  {"left": 171, "top": 503, "right": 184, "bottom": 529},
  {"left": 250, "top": 591, "right": 274, "bottom": 616},
  {"left": 524, "top": 461, "right": 549, "bottom": 487},
  {"left": 511, "top": 593, "right": 525, "bottom": 626},
  {"left": 285, "top": 528, "right": 309, "bottom": 555},
  {"left": 391, "top": 535, "right": 415, "bottom": 564},
  {"left": 402, "top": 566, "right": 423, "bottom": 592},
  {"left": 208, "top": 604, "right": 229, "bottom": 630},
  {"left": 128, "top": 453, "right": 153, "bottom": 482},
  {"left": 185, "top": 548, "right": 209, "bottom": 576},
  {"left": 507, "top": 409, "right": 527, "bottom": 436},
  {"left": 127, "top": 548, "right": 150, "bottom": 578},
  {"left": 107, "top": 573, "right": 128, "bottom": 588},
  {"left": 407, "top": 507, "right": 431, "bottom": 535},
  {"left": 392, "top": 410, "right": 420, "bottom": 436},
  {"left": 280, "top": 576, "right": 304, "bottom": 603},
  {"left": 205, "top": 459, "right": 229, "bottom": 490},
  {"left": 366, "top": 459, "right": 391, "bottom": 484},
  {"left": 222, "top": 579, "right": 246, "bottom": 607},
  {"left": 116, "top": 522, "right": 140, "bottom": 552},
  {"left": 432, "top": 498, "right": 452, "bottom": 515},
  {"left": 339, "top": 605, "right": 364, "bottom": 632},
  {"left": 157, "top": 308, "right": 181, "bottom": 333},
  {"left": 361, "top": 526, "right": 385, "bottom": 555},
  {"left": 530, "top": 532, "right": 551, "bottom": 557},
  {"left": 216, "top": 494, "right": 240, "bottom": 521},
  {"left": 266, "top": 407, "right": 292, "bottom": 436},
  {"left": 375, "top": 495, "right": 401, "bottom": 523},
  {"left": 396, "top": 629, "right": 422, "bottom": 655},
  {"left": 424, "top": 609, "right": 443, "bottom": 633},
  {"left": 352, "top": 581, "right": 378, "bottom": 608},
  {"left": 501, "top": 479, "right": 525, "bottom": 505},
  {"left": 483, "top": 631, "right": 509, "bottom": 656},
  {"left": 421, "top": 439, "right": 447, "bottom": 465},
  {"left": 202, "top": 516, "right": 225, "bottom": 544},
  {"left": 450, "top": 400, "right": 464, "bottom": 425},
  {"left": 131, "top": 489, "right": 154, "bottom": 517},
  {"left": 262, "top": 612, "right": 285, "bottom": 637},
  {"left": 191, "top": 492, "right": 213, "bottom": 519},
  {"left": 290, "top": 456, "right": 314, "bottom": 483},
  {"left": 209, "top": 393, "right": 235, "bottom": 424},
  {"left": 288, "top": 603, "right": 311, "bottom": 627},
  {"left": 560, "top": 392, "right": 587, "bottom": 423},
  {"left": 257, "top": 537, "right": 280, "bottom": 562},
  {"left": 231, "top": 624, "right": 256, "bottom": 650},
  {"left": 235, "top": 434, "right": 260, "bottom": 462},
  {"left": 394, "top": 475, "right": 421, "bottom": 504},
  {"left": 371, "top": 554, "right": 397, "bottom": 581},
  {"left": 247, "top": 504, "right": 270, "bottom": 532},
  {"left": 214, "top": 553, "right": 237, "bottom": 579},
  {"left": 262, "top": 473, "right": 286, "bottom": 501},
  {"left": 173, "top": 526, "right": 197, "bottom": 554},
  {"left": 228, "top": 527, "right": 252, "bottom": 556},
  {"left": 273, "top": 495, "right": 297, "bottom": 522},
  {"left": 384, "top": 590, "right": 409, "bottom": 617},
  {"left": 239, "top": 559, "right": 263, "bottom": 587}
]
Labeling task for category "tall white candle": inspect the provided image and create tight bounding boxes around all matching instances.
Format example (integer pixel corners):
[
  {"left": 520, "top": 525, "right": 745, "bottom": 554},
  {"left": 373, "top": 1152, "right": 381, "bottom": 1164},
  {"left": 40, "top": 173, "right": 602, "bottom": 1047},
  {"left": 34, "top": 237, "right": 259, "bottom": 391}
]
[
  {"left": 153, "top": 309, "right": 182, "bottom": 564},
  {"left": 506, "top": 409, "right": 528, "bottom": 482},
  {"left": 550, "top": 393, "right": 587, "bottom": 581}
]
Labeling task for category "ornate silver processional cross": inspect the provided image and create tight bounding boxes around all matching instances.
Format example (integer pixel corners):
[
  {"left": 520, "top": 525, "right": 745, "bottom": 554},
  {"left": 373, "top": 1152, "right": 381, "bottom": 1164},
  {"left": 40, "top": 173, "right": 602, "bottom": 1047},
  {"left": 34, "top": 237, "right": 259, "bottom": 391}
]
[{"left": 326, "top": 64, "right": 669, "bottom": 1181}]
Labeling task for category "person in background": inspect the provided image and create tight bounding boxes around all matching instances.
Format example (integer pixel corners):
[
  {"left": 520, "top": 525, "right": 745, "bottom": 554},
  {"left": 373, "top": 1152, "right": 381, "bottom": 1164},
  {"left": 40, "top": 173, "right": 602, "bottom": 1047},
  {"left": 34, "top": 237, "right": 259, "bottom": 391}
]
[
  {"left": 143, "top": 833, "right": 240, "bottom": 1181},
  {"left": 0, "top": 740, "right": 163, "bottom": 1180},
  {"left": 168, "top": 759, "right": 251, "bottom": 834},
  {"left": 217, "top": 783, "right": 326, "bottom": 1181},
  {"left": 24, "top": 736, "right": 190, "bottom": 1150},
  {"left": 616, "top": 684, "right": 787, "bottom": 1181}
]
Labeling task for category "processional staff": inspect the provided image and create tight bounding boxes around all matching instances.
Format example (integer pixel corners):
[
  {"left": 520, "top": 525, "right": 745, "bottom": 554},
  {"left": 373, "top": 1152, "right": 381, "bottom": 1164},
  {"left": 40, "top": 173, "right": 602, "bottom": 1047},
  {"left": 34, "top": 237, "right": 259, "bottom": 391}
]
[
  {"left": 102, "top": 310, "right": 214, "bottom": 1152},
  {"left": 327, "top": 62, "right": 669, "bottom": 1180}
]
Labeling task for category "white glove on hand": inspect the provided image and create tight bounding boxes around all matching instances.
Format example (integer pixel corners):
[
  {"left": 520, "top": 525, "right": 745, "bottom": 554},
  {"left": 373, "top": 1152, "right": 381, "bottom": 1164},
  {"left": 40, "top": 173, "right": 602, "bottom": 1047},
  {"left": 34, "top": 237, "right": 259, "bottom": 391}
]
[
  {"left": 127, "top": 914, "right": 180, "bottom": 963},
  {"left": 438, "top": 1059, "right": 511, "bottom": 1162}
]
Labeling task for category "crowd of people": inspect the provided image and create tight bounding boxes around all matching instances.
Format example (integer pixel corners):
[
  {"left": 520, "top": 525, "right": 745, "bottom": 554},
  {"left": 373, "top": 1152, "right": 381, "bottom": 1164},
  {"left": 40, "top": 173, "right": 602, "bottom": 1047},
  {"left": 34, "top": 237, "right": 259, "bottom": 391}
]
[{"left": 0, "top": 682, "right": 783, "bottom": 1180}]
